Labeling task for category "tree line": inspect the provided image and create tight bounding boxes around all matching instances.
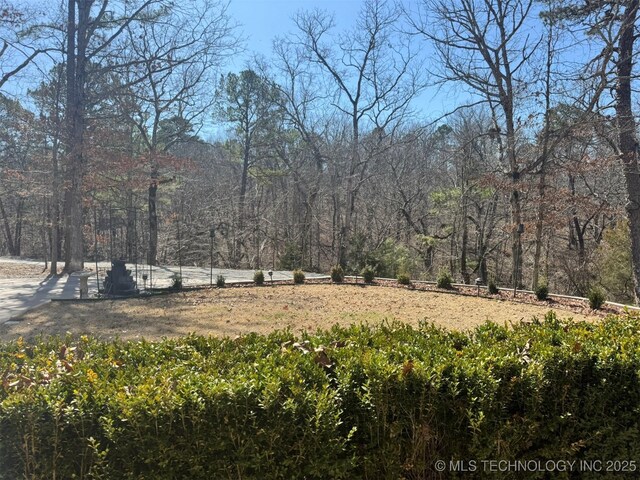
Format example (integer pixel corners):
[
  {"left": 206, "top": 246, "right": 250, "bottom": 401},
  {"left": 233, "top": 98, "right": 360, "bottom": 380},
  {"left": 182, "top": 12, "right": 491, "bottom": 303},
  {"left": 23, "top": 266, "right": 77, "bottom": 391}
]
[{"left": 0, "top": 0, "right": 639, "bottom": 303}]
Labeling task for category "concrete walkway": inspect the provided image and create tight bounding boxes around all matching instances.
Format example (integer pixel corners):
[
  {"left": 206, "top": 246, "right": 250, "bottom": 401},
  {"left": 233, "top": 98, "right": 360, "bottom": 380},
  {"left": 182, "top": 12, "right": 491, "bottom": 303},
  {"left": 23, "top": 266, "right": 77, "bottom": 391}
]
[
  {"left": 0, "top": 274, "right": 80, "bottom": 324},
  {"left": 0, "top": 258, "right": 327, "bottom": 324}
]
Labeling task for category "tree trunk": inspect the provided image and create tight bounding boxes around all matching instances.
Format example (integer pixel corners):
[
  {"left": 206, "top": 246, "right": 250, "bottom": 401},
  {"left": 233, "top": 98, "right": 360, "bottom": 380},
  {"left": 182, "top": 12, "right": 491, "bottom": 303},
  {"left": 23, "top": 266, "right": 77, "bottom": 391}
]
[
  {"left": 63, "top": 169, "right": 85, "bottom": 271},
  {"left": 505, "top": 111, "right": 523, "bottom": 288},
  {"left": 236, "top": 137, "right": 250, "bottom": 268},
  {"left": 531, "top": 25, "right": 553, "bottom": 290},
  {"left": 531, "top": 169, "right": 547, "bottom": 289},
  {"left": 46, "top": 55, "right": 65, "bottom": 276},
  {"left": 340, "top": 187, "right": 354, "bottom": 268},
  {"left": 449, "top": 223, "right": 456, "bottom": 274},
  {"left": 339, "top": 117, "right": 360, "bottom": 267},
  {"left": 616, "top": 0, "right": 640, "bottom": 304},
  {"left": 316, "top": 218, "right": 321, "bottom": 270},
  {"left": 509, "top": 188, "right": 523, "bottom": 287},
  {"left": 50, "top": 129, "right": 61, "bottom": 275},
  {"left": 478, "top": 242, "right": 488, "bottom": 284},
  {"left": 14, "top": 198, "right": 23, "bottom": 256},
  {"left": 148, "top": 178, "right": 158, "bottom": 265},
  {"left": 41, "top": 200, "right": 48, "bottom": 271},
  {"left": 0, "top": 197, "right": 17, "bottom": 255},
  {"left": 331, "top": 174, "right": 340, "bottom": 265},
  {"left": 573, "top": 216, "right": 586, "bottom": 265},
  {"left": 479, "top": 193, "right": 498, "bottom": 283},
  {"left": 460, "top": 185, "right": 470, "bottom": 284},
  {"left": 125, "top": 191, "right": 137, "bottom": 262},
  {"left": 63, "top": 0, "right": 89, "bottom": 273}
]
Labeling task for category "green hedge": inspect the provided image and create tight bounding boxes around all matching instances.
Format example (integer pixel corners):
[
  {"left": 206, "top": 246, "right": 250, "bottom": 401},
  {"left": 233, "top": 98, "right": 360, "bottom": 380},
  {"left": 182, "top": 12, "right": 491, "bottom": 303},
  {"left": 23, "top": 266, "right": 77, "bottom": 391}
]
[{"left": 2, "top": 312, "right": 640, "bottom": 479}]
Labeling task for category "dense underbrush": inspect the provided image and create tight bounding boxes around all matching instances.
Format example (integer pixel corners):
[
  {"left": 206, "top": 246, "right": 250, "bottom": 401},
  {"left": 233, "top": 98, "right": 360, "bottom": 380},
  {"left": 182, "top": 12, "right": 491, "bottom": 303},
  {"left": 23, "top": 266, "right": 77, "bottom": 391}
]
[{"left": 2, "top": 312, "right": 640, "bottom": 479}]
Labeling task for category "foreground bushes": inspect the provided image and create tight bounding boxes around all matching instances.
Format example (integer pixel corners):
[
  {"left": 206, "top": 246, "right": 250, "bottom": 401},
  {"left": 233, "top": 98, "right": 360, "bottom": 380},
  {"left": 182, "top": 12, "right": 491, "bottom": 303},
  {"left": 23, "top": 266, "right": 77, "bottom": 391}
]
[{"left": 2, "top": 313, "right": 640, "bottom": 479}]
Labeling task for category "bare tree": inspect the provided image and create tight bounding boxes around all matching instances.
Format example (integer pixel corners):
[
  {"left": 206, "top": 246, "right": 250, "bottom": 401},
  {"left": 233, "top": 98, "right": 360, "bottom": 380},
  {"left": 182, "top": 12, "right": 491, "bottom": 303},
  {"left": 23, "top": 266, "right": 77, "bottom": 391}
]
[
  {"left": 30, "top": 65, "right": 66, "bottom": 275},
  {"left": 62, "top": 0, "right": 238, "bottom": 272},
  {"left": 548, "top": 0, "right": 640, "bottom": 302},
  {"left": 120, "top": 0, "right": 237, "bottom": 265},
  {"left": 414, "top": 0, "right": 540, "bottom": 286},
  {"left": 63, "top": 0, "right": 174, "bottom": 272},
  {"left": 382, "top": 127, "right": 451, "bottom": 275},
  {"left": 294, "top": 0, "right": 423, "bottom": 266},
  {"left": 0, "top": 1, "right": 51, "bottom": 91},
  {"left": 216, "top": 69, "right": 284, "bottom": 267},
  {"left": 447, "top": 110, "right": 504, "bottom": 284},
  {"left": 612, "top": 1, "right": 640, "bottom": 303},
  {"left": 0, "top": 95, "right": 38, "bottom": 257},
  {"left": 270, "top": 39, "right": 332, "bottom": 269},
  {"left": 530, "top": 14, "right": 557, "bottom": 289}
]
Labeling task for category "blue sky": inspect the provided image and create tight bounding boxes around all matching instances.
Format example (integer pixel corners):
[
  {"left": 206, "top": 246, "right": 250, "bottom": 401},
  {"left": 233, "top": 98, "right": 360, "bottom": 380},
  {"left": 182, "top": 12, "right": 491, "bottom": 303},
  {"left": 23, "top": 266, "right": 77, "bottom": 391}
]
[
  {"left": 10, "top": 0, "right": 586, "bottom": 140},
  {"left": 222, "top": 0, "right": 461, "bottom": 130},
  {"left": 221, "top": 0, "right": 596, "bottom": 136},
  {"left": 227, "top": 0, "right": 363, "bottom": 58}
]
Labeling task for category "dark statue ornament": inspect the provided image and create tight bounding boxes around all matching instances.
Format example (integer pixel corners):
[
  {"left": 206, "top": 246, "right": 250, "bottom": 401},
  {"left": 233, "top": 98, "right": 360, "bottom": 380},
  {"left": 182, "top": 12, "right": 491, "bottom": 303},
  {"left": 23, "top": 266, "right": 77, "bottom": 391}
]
[{"left": 104, "top": 259, "right": 138, "bottom": 296}]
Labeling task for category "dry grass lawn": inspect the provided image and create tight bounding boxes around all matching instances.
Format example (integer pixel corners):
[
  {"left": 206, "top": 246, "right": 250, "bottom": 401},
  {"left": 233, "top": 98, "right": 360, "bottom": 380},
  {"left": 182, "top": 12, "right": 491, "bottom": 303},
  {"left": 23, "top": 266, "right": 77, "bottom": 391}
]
[
  {"left": 0, "top": 283, "right": 601, "bottom": 341},
  {"left": 0, "top": 261, "right": 52, "bottom": 278}
]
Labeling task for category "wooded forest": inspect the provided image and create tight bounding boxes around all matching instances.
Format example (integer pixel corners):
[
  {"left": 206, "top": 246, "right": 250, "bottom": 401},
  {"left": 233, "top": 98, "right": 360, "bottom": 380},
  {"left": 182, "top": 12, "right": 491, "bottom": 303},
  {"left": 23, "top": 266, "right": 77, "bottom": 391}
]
[{"left": 1, "top": 0, "right": 639, "bottom": 303}]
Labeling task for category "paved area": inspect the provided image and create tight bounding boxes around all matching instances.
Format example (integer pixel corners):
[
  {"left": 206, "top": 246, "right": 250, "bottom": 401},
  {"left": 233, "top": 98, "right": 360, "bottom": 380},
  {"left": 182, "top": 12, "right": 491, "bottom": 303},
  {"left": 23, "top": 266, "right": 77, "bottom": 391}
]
[
  {"left": 0, "top": 258, "right": 327, "bottom": 324},
  {"left": 0, "top": 274, "right": 79, "bottom": 325}
]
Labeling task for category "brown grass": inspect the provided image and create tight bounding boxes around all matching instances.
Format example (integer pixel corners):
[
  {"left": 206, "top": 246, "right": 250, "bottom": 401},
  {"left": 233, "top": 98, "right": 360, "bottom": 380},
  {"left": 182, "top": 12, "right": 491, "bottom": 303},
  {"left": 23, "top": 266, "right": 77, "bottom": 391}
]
[
  {"left": 0, "top": 283, "right": 601, "bottom": 341},
  {"left": 0, "top": 262, "right": 52, "bottom": 278}
]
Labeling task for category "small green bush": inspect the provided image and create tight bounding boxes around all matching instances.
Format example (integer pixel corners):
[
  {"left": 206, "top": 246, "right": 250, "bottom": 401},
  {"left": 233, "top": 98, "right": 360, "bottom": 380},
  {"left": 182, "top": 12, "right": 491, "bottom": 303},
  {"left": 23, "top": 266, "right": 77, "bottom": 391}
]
[
  {"left": 588, "top": 287, "right": 606, "bottom": 309},
  {"left": 361, "top": 265, "right": 375, "bottom": 283},
  {"left": 170, "top": 273, "right": 182, "bottom": 290},
  {"left": 330, "top": 265, "right": 344, "bottom": 283},
  {"left": 216, "top": 275, "right": 226, "bottom": 288},
  {"left": 436, "top": 269, "right": 453, "bottom": 289},
  {"left": 293, "top": 269, "right": 305, "bottom": 284},
  {"left": 253, "top": 270, "right": 265, "bottom": 285},
  {"left": 535, "top": 283, "right": 549, "bottom": 301},
  {"left": 488, "top": 278, "right": 499, "bottom": 294},
  {"left": 397, "top": 273, "right": 411, "bottom": 285}
]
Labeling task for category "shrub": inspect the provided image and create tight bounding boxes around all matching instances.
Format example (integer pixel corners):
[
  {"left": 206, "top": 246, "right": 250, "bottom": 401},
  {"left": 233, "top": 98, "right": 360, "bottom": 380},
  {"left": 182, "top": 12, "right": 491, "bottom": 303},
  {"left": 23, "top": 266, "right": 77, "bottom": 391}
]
[
  {"left": 535, "top": 283, "right": 549, "bottom": 301},
  {"left": 436, "top": 269, "right": 453, "bottom": 289},
  {"left": 170, "top": 273, "right": 182, "bottom": 290},
  {"left": 330, "top": 265, "right": 344, "bottom": 283},
  {"left": 216, "top": 275, "right": 226, "bottom": 288},
  {"left": 366, "top": 238, "right": 416, "bottom": 278},
  {"left": 397, "top": 273, "right": 411, "bottom": 285},
  {"left": 595, "top": 220, "right": 634, "bottom": 303},
  {"left": 253, "top": 270, "right": 265, "bottom": 285},
  {"left": 278, "top": 242, "right": 303, "bottom": 270},
  {"left": 361, "top": 265, "right": 375, "bottom": 283},
  {"left": 488, "top": 278, "right": 499, "bottom": 294},
  {"left": 348, "top": 235, "right": 418, "bottom": 279},
  {"left": 4, "top": 315, "right": 640, "bottom": 478},
  {"left": 293, "top": 269, "right": 305, "bottom": 284},
  {"left": 588, "top": 287, "right": 606, "bottom": 309}
]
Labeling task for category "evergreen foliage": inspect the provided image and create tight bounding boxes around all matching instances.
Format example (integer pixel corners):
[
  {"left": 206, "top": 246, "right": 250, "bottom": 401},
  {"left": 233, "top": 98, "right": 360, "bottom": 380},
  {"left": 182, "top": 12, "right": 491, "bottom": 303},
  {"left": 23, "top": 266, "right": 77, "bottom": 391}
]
[
  {"left": 293, "top": 269, "right": 305, "bottom": 284},
  {"left": 3, "top": 314, "right": 640, "bottom": 478},
  {"left": 330, "top": 265, "right": 345, "bottom": 283}
]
